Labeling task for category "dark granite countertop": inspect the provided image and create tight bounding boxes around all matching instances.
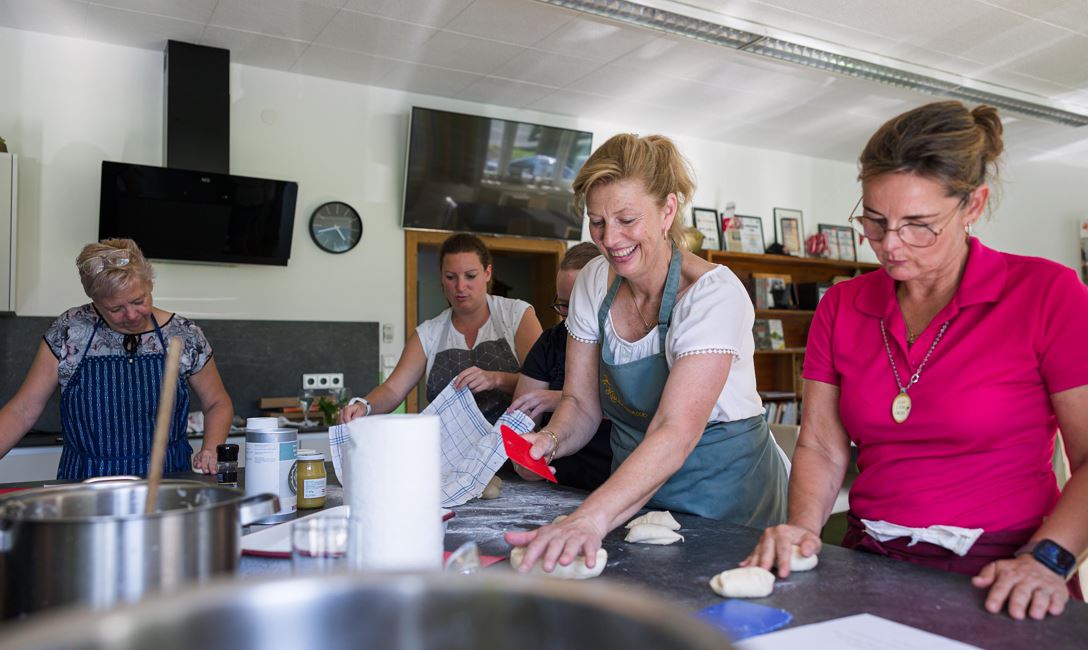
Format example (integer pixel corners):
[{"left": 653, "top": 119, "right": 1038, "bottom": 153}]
[{"left": 243, "top": 476, "right": 1086, "bottom": 649}]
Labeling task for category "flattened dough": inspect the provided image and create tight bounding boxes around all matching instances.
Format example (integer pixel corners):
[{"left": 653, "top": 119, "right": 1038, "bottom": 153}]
[
  {"left": 709, "top": 567, "right": 775, "bottom": 598},
  {"left": 625, "top": 510, "right": 681, "bottom": 531},
  {"left": 481, "top": 475, "right": 502, "bottom": 500},
  {"left": 789, "top": 546, "right": 818, "bottom": 572},
  {"left": 509, "top": 546, "right": 607, "bottom": 580},
  {"left": 625, "top": 523, "right": 684, "bottom": 545}
]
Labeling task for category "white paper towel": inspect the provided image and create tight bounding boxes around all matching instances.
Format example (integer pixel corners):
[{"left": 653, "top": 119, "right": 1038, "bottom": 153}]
[{"left": 343, "top": 413, "right": 443, "bottom": 572}]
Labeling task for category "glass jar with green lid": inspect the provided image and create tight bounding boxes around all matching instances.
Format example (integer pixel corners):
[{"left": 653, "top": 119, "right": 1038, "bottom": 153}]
[{"left": 296, "top": 449, "right": 327, "bottom": 509}]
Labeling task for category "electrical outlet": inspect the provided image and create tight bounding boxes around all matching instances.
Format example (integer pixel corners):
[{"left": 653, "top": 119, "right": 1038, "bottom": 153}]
[
  {"left": 302, "top": 373, "right": 344, "bottom": 391},
  {"left": 382, "top": 323, "right": 394, "bottom": 344}
]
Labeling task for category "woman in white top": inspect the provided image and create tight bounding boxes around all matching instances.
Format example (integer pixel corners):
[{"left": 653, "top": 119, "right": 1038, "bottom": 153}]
[
  {"left": 341, "top": 233, "right": 542, "bottom": 424},
  {"left": 506, "top": 134, "right": 788, "bottom": 573}
]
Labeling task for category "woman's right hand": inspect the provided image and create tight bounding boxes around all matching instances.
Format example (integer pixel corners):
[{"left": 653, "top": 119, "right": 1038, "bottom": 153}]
[
  {"left": 510, "top": 431, "right": 557, "bottom": 482},
  {"left": 339, "top": 402, "right": 367, "bottom": 424},
  {"left": 740, "top": 524, "right": 822, "bottom": 579}
]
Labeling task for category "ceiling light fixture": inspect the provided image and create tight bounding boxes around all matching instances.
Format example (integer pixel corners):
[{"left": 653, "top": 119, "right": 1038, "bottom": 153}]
[{"left": 537, "top": 0, "right": 1088, "bottom": 127}]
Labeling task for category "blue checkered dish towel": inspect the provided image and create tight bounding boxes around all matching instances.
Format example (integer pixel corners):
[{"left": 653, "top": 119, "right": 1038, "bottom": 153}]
[{"left": 329, "top": 381, "right": 534, "bottom": 507}]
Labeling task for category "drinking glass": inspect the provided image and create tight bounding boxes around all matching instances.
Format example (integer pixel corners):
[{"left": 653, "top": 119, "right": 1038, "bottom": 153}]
[
  {"left": 298, "top": 389, "right": 316, "bottom": 427},
  {"left": 291, "top": 515, "right": 349, "bottom": 574}
]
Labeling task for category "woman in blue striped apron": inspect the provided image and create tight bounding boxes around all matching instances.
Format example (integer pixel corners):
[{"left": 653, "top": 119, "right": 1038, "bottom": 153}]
[
  {"left": 507, "top": 134, "right": 788, "bottom": 573},
  {"left": 0, "top": 239, "right": 233, "bottom": 479}
]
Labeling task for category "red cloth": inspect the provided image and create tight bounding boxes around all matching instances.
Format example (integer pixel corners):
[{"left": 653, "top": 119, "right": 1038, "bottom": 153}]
[
  {"left": 805, "top": 238, "right": 1088, "bottom": 532},
  {"left": 844, "top": 513, "right": 1083, "bottom": 600}
]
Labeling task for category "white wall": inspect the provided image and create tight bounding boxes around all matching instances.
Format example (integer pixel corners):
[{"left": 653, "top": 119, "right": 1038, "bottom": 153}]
[{"left": 2, "top": 26, "right": 1085, "bottom": 367}]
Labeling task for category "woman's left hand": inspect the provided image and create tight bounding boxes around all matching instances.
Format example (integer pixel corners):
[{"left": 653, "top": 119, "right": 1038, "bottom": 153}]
[
  {"left": 453, "top": 366, "right": 498, "bottom": 393},
  {"left": 972, "top": 554, "right": 1070, "bottom": 619},
  {"left": 192, "top": 448, "right": 217, "bottom": 474},
  {"left": 504, "top": 513, "right": 607, "bottom": 574}
]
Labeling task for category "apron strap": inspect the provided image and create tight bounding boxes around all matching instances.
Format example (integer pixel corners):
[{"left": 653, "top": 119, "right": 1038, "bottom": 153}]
[{"left": 81, "top": 318, "right": 102, "bottom": 358}]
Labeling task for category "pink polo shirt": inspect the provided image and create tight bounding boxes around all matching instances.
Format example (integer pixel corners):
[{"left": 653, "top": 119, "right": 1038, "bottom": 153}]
[{"left": 805, "top": 238, "right": 1088, "bottom": 532}]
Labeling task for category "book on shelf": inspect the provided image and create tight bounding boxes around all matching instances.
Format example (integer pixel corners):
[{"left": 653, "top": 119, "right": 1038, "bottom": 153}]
[
  {"left": 768, "top": 319, "right": 785, "bottom": 350},
  {"left": 750, "top": 272, "right": 793, "bottom": 309},
  {"left": 764, "top": 400, "right": 801, "bottom": 425},
  {"left": 753, "top": 319, "right": 772, "bottom": 350}
]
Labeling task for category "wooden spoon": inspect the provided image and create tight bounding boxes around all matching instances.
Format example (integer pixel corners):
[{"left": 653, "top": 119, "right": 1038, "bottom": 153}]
[{"left": 145, "top": 337, "right": 183, "bottom": 514}]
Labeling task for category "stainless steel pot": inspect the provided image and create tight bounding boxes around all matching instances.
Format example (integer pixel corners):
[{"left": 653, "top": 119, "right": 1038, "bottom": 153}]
[
  {"left": 0, "top": 478, "right": 279, "bottom": 620},
  {"left": 0, "top": 573, "right": 733, "bottom": 649}
]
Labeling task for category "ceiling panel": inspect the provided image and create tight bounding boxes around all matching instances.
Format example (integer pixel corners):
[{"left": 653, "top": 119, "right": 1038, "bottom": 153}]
[
  {"left": 980, "top": 0, "right": 1088, "bottom": 33},
  {"left": 412, "top": 31, "right": 525, "bottom": 74},
  {"left": 292, "top": 42, "right": 388, "bottom": 85},
  {"left": 491, "top": 48, "right": 603, "bottom": 87},
  {"left": 528, "top": 88, "right": 615, "bottom": 117},
  {"left": 342, "top": 0, "right": 473, "bottom": 28},
  {"left": 314, "top": 9, "right": 437, "bottom": 60},
  {"left": 1005, "top": 33, "right": 1088, "bottom": 86},
  {"left": 443, "top": 0, "right": 572, "bottom": 46},
  {"left": 458, "top": 76, "right": 556, "bottom": 107},
  {"left": 84, "top": 4, "right": 203, "bottom": 49},
  {"left": 87, "top": 0, "right": 218, "bottom": 24},
  {"left": 200, "top": 25, "right": 310, "bottom": 70},
  {"left": 533, "top": 16, "right": 650, "bottom": 62},
  {"left": 0, "top": 0, "right": 87, "bottom": 38},
  {"left": 210, "top": 0, "right": 340, "bottom": 42},
  {"left": 376, "top": 59, "right": 484, "bottom": 96}
]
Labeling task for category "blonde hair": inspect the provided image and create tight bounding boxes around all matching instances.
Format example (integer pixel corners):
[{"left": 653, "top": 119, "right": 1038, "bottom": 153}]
[
  {"left": 76, "top": 238, "right": 154, "bottom": 301},
  {"left": 859, "top": 101, "right": 1003, "bottom": 207},
  {"left": 573, "top": 134, "right": 695, "bottom": 248}
]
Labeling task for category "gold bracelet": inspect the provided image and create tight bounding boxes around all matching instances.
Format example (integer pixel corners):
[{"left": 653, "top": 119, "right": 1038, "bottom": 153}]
[{"left": 540, "top": 429, "right": 560, "bottom": 464}]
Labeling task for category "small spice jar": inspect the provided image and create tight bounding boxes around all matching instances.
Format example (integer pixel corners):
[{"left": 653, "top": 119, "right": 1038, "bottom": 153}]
[
  {"left": 296, "top": 449, "right": 327, "bottom": 509},
  {"left": 215, "top": 443, "right": 239, "bottom": 488}
]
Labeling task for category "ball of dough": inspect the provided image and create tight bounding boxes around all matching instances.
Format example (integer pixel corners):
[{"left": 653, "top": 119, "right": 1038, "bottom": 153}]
[
  {"left": 509, "top": 546, "right": 607, "bottom": 580},
  {"left": 481, "top": 475, "right": 502, "bottom": 500},
  {"left": 624, "top": 510, "right": 681, "bottom": 531},
  {"left": 789, "top": 546, "right": 818, "bottom": 572},
  {"left": 709, "top": 567, "right": 775, "bottom": 598},
  {"left": 625, "top": 523, "right": 684, "bottom": 545}
]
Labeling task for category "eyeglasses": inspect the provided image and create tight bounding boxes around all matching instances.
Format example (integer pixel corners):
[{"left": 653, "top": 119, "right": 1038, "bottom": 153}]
[
  {"left": 551, "top": 298, "right": 569, "bottom": 316},
  {"left": 847, "top": 196, "right": 964, "bottom": 248}
]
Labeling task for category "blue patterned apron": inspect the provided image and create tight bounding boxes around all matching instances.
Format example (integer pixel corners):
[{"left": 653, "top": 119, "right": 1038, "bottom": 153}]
[
  {"left": 57, "top": 317, "right": 192, "bottom": 480},
  {"left": 598, "top": 245, "right": 787, "bottom": 524}
]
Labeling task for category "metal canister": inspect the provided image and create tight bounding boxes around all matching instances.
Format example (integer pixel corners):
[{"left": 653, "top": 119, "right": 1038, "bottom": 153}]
[{"left": 244, "top": 428, "right": 297, "bottom": 523}]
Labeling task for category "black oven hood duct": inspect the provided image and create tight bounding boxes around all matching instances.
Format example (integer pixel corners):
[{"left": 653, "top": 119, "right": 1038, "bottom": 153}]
[{"left": 164, "top": 40, "right": 229, "bottom": 174}]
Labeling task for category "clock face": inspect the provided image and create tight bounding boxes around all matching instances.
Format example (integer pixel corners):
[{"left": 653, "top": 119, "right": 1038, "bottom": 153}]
[{"left": 309, "top": 201, "right": 362, "bottom": 254}]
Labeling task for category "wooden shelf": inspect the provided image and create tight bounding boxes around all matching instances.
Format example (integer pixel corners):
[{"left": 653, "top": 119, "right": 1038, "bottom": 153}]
[
  {"left": 698, "top": 249, "right": 880, "bottom": 272},
  {"left": 755, "top": 308, "right": 815, "bottom": 318}
]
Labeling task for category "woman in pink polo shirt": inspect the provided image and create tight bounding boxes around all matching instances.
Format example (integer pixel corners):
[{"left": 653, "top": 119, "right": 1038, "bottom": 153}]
[{"left": 744, "top": 101, "right": 1088, "bottom": 620}]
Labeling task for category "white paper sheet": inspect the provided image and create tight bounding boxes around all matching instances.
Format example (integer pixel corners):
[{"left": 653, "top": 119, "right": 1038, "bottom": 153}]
[
  {"left": 735, "top": 614, "right": 981, "bottom": 650},
  {"left": 328, "top": 381, "right": 533, "bottom": 507}
]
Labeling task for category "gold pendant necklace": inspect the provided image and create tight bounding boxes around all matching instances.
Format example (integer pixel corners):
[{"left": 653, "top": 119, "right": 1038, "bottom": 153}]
[
  {"left": 625, "top": 282, "right": 654, "bottom": 331},
  {"left": 879, "top": 319, "right": 949, "bottom": 424}
]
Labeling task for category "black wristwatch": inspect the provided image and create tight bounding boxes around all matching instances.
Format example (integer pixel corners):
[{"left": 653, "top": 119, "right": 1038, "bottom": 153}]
[{"left": 1016, "top": 539, "right": 1077, "bottom": 580}]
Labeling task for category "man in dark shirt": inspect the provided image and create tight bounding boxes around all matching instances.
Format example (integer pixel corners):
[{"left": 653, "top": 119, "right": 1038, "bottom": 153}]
[{"left": 510, "top": 243, "right": 613, "bottom": 491}]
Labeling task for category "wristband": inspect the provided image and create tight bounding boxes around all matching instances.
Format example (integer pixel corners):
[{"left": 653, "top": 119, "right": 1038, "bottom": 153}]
[{"left": 348, "top": 396, "right": 372, "bottom": 417}]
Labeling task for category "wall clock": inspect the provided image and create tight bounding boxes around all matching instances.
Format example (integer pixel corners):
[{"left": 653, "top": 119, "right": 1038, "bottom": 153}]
[{"left": 309, "top": 201, "right": 362, "bottom": 254}]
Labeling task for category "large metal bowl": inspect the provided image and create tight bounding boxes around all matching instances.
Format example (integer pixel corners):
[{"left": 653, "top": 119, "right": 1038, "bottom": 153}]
[{"left": 0, "top": 573, "right": 733, "bottom": 650}]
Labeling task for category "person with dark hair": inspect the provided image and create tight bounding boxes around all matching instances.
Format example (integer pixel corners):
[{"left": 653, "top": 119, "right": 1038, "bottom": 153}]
[
  {"left": 509, "top": 242, "right": 613, "bottom": 491},
  {"left": 506, "top": 134, "right": 788, "bottom": 573},
  {"left": 744, "top": 101, "right": 1088, "bottom": 620},
  {"left": 341, "top": 233, "right": 542, "bottom": 424},
  {"left": 0, "top": 238, "right": 233, "bottom": 478}
]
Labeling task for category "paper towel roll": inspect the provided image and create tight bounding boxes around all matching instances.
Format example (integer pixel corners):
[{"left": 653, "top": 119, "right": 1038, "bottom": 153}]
[{"left": 344, "top": 414, "right": 442, "bottom": 572}]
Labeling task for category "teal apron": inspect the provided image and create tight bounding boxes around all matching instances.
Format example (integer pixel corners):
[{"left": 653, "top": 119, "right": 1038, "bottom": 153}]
[{"left": 598, "top": 245, "right": 787, "bottom": 525}]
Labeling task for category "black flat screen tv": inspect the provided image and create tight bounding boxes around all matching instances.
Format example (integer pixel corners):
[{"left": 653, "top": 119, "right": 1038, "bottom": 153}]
[
  {"left": 99, "top": 161, "right": 298, "bottom": 266},
  {"left": 402, "top": 107, "right": 592, "bottom": 241}
]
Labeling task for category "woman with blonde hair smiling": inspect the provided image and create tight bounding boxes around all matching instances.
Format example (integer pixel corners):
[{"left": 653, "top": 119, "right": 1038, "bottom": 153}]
[
  {"left": 0, "top": 238, "right": 233, "bottom": 478},
  {"left": 507, "top": 134, "right": 788, "bottom": 574}
]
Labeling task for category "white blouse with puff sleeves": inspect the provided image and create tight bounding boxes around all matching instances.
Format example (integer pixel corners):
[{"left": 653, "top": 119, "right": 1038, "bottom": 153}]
[{"left": 564, "top": 256, "right": 764, "bottom": 423}]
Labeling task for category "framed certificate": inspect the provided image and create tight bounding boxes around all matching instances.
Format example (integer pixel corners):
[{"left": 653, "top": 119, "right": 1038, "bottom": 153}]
[
  {"left": 735, "top": 215, "right": 765, "bottom": 254},
  {"left": 818, "top": 224, "right": 857, "bottom": 261},
  {"left": 774, "top": 207, "right": 804, "bottom": 257},
  {"left": 691, "top": 207, "right": 721, "bottom": 250}
]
